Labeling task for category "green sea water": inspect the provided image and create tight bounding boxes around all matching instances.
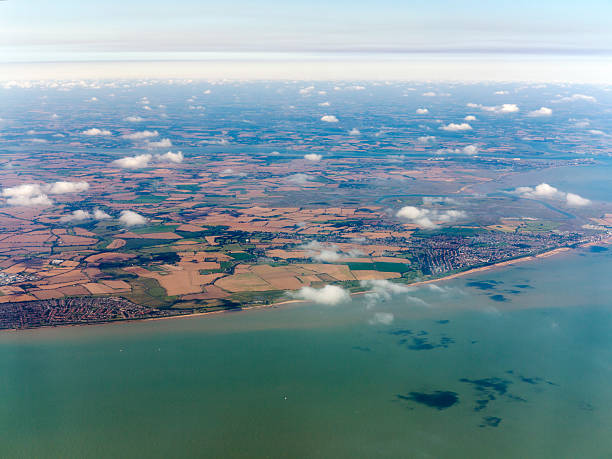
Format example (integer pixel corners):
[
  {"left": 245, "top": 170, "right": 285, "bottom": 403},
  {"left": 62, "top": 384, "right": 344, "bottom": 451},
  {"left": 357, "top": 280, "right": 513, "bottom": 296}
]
[{"left": 1, "top": 247, "right": 612, "bottom": 458}]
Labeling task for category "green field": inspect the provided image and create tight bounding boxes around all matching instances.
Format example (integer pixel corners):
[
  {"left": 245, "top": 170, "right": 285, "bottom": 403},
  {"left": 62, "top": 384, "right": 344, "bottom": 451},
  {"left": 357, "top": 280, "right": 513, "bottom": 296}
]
[{"left": 347, "top": 262, "right": 412, "bottom": 273}]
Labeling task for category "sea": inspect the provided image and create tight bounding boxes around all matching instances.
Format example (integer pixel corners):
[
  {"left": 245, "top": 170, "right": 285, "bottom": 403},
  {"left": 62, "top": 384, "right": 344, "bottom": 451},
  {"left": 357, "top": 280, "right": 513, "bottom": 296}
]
[{"left": 1, "top": 246, "right": 611, "bottom": 458}]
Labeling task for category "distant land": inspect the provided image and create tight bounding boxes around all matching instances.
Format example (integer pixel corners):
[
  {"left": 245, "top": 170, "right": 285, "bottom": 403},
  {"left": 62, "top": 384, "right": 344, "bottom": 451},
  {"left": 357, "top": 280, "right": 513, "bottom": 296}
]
[{"left": 1, "top": 81, "right": 610, "bottom": 329}]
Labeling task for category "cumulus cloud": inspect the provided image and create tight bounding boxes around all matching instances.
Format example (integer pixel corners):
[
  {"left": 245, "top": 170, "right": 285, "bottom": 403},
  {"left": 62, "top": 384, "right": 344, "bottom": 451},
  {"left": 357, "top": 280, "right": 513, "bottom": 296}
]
[
  {"left": 417, "top": 135, "right": 436, "bottom": 143},
  {"left": 122, "top": 130, "right": 159, "bottom": 140},
  {"left": 301, "top": 241, "right": 364, "bottom": 263},
  {"left": 124, "top": 116, "right": 144, "bottom": 122},
  {"left": 572, "top": 119, "right": 590, "bottom": 128},
  {"left": 494, "top": 90, "right": 509, "bottom": 95},
  {"left": 369, "top": 312, "right": 395, "bottom": 325},
  {"left": 320, "top": 115, "right": 339, "bottom": 123},
  {"left": 360, "top": 279, "right": 428, "bottom": 309},
  {"left": 112, "top": 154, "right": 152, "bottom": 169},
  {"left": 422, "top": 196, "right": 458, "bottom": 205},
  {"left": 157, "top": 150, "right": 184, "bottom": 163},
  {"left": 416, "top": 108, "right": 429, "bottom": 114},
  {"left": 1, "top": 184, "right": 52, "bottom": 207},
  {"left": 60, "top": 209, "right": 92, "bottom": 222},
  {"left": 299, "top": 86, "right": 315, "bottom": 95},
  {"left": 304, "top": 153, "right": 322, "bottom": 161},
  {"left": 461, "top": 144, "right": 479, "bottom": 155},
  {"left": 440, "top": 123, "right": 472, "bottom": 132},
  {"left": 422, "top": 92, "right": 436, "bottom": 97},
  {"left": 588, "top": 129, "right": 609, "bottom": 136},
  {"left": 291, "top": 285, "right": 350, "bottom": 305},
  {"left": 119, "top": 210, "right": 147, "bottom": 227},
  {"left": 82, "top": 128, "right": 111, "bottom": 136},
  {"left": 565, "top": 193, "right": 591, "bottom": 207},
  {"left": 48, "top": 181, "right": 90, "bottom": 194},
  {"left": 396, "top": 206, "right": 466, "bottom": 228},
  {"left": 312, "top": 248, "right": 342, "bottom": 262},
  {"left": 93, "top": 208, "right": 111, "bottom": 219},
  {"left": 553, "top": 94, "right": 597, "bottom": 103},
  {"left": 361, "top": 279, "right": 413, "bottom": 298},
  {"left": 147, "top": 138, "right": 172, "bottom": 148},
  {"left": 464, "top": 115, "right": 477, "bottom": 121},
  {"left": 513, "top": 183, "right": 591, "bottom": 206},
  {"left": 467, "top": 103, "right": 519, "bottom": 114},
  {"left": 348, "top": 128, "right": 361, "bottom": 135},
  {"left": 318, "top": 101, "right": 331, "bottom": 107},
  {"left": 287, "top": 173, "right": 314, "bottom": 185},
  {"left": 439, "top": 144, "right": 479, "bottom": 155},
  {"left": 527, "top": 107, "right": 553, "bottom": 117},
  {"left": 219, "top": 168, "right": 246, "bottom": 178},
  {"left": 1, "top": 181, "right": 89, "bottom": 207}
]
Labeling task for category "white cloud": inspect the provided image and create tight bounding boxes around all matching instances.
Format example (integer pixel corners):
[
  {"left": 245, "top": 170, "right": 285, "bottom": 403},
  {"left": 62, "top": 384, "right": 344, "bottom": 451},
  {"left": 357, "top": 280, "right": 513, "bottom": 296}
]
[
  {"left": 588, "top": 129, "right": 608, "bottom": 136},
  {"left": 287, "top": 173, "right": 314, "bottom": 185},
  {"left": 147, "top": 138, "right": 172, "bottom": 148},
  {"left": 157, "top": 150, "right": 184, "bottom": 163},
  {"left": 494, "top": 90, "right": 509, "bottom": 95},
  {"left": 299, "top": 86, "right": 315, "bottom": 95},
  {"left": 464, "top": 115, "right": 477, "bottom": 121},
  {"left": 82, "top": 128, "right": 111, "bottom": 136},
  {"left": 439, "top": 144, "right": 479, "bottom": 155},
  {"left": 304, "top": 153, "right": 322, "bottom": 161},
  {"left": 440, "top": 123, "right": 472, "bottom": 132},
  {"left": 122, "top": 130, "right": 159, "bottom": 140},
  {"left": 48, "top": 181, "right": 90, "bottom": 194},
  {"left": 119, "top": 210, "right": 147, "bottom": 227},
  {"left": 302, "top": 241, "right": 342, "bottom": 262},
  {"left": 369, "top": 312, "right": 395, "bottom": 325},
  {"left": 422, "top": 92, "right": 436, "bottom": 97},
  {"left": 124, "top": 116, "right": 144, "bottom": 122},
  {"left": 361, "top": 279, "right": 429, "bottom": 309},
  {"left": 318, "top": 101, "right": 330, "bottom": 107},
  {"left": 416, "top": 108, "right": 429, "bottom": 114},
  {"left": 348, "top": 128, "right": 361, "bottom": 135},
  {"left": 565, "top": 192, "right": 591, "bottom": 207},
  {"left": 528, "top": 107, "right": 553, "bottom": 117},
  {"left": 1, "top": 184, "right": 52, "bottom": 207},
  {"left": 553, "top": 94, "right": 597, "bottom": 103},
  {"left": 417, "top": 135, "right": 436, "bottom": 143},
  {"left": 513, "top": 183, "right": 591, "bottom": 206},
  {"left": 396, "top": 206, "right": 466, "bottom": 228},
  {"left": 467, "top": 103, "right": 519, "bottom": 113},
  {"left": 320, "top": 115, "right": 339, "bottom": 123},
  {"left": 93, "top": 208, "right": 111, "bottom": 219},
  {"left": 60, "top": 209, "right": 92, "bottom": 222},
  {"left": 291, "top": 285, "right": 350, "bottom": 305},
  {"left": 361, "top": 279, "right": 413, "bottom": 298},
  {"left": 515, "top": 183, "right": 564, "bottom": 199},
  {"left": 220, "top": 168, "right": 247, "bottom": 177},
  {"left": 313, "top": 249, "right": 342, "bottom": 262},
  {"left": 572, "top": 120, "right": 590, "bottom": 128},
  {"left": 461, "top": 144, "right": 479, "bottom": 155},
  {"left": 112, "top": 154, "right": 152, "bottom": 169},
  {"left": 1, "top": 181, "right": 89, "bottom": 207},
  {"left": 422, "top": 196, "right": 458, "bottom": 205}
]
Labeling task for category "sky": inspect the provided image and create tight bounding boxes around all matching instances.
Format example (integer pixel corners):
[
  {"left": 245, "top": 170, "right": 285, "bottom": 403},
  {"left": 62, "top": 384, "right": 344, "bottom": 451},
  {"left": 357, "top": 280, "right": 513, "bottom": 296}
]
[{"left": 2, "top": 0, "right": 612, "bottom": 81}]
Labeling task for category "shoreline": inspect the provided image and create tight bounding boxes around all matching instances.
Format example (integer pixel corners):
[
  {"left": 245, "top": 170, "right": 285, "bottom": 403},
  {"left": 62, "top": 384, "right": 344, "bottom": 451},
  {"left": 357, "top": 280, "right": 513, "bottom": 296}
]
[{"left": 3, "top": 237, "right": 610, "bottom": 332}]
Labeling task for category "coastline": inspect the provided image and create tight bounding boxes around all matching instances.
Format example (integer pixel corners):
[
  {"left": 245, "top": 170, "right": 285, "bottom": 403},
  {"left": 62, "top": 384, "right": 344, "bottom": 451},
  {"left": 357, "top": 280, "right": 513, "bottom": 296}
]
[
  {"left": 3, "top": 237, "right": 610, "bottom": 332},
  {"left": 121, "top": 238, "right": 609, "bottom": 324}
]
